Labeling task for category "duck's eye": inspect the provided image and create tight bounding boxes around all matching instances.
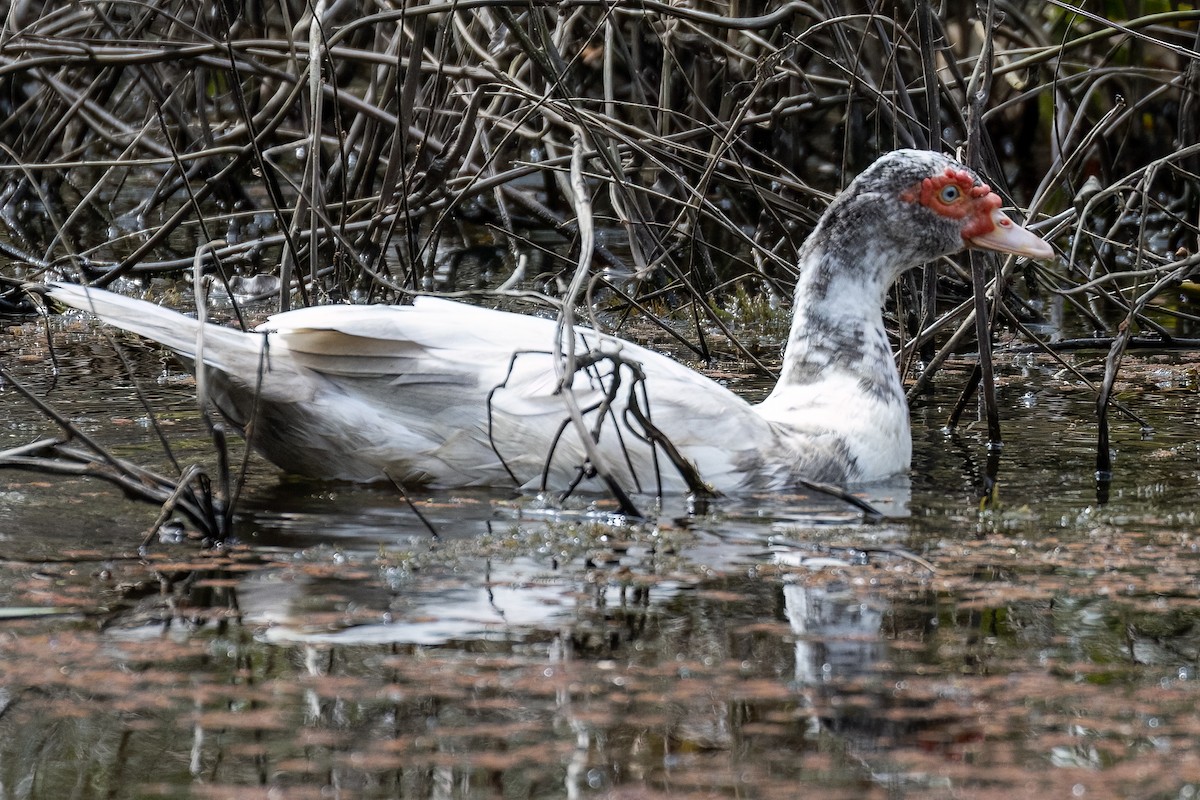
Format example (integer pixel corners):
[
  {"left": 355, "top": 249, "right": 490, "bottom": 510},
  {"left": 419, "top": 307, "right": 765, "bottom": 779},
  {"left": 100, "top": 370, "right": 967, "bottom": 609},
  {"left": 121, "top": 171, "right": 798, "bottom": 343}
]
[{"left": 939, "top": 184, "right": 961, "bottom": 203}]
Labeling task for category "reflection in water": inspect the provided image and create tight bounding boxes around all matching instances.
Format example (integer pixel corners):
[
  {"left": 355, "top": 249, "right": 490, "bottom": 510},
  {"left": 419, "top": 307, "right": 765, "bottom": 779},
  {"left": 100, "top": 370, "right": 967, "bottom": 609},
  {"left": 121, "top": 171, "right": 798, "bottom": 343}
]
[
  {"left": 785, "top": 579, "right": 886, "bottom": 686},
  {"left": 248, "top": 551, "right": 678, "bottom": 647},
  {"left": 7, "top": 330, "right": 1200, "bottom": 796},
  {"left": 5, "top": 479, "right": 1200, "bottom": 798}
]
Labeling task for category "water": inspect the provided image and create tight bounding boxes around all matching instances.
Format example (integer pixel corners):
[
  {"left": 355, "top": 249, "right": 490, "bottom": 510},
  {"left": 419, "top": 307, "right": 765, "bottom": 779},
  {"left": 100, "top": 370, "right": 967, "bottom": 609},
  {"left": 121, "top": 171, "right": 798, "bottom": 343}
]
[{"left": 2, "top": 317, "right": 1200, "bottom": 798}]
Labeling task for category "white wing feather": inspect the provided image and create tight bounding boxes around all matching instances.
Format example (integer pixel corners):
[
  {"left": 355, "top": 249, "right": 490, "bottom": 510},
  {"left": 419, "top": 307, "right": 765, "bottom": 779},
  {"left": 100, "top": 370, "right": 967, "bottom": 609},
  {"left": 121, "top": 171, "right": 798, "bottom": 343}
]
[{"left": 47, "top": 284, "right": 787, "bottom": 491}]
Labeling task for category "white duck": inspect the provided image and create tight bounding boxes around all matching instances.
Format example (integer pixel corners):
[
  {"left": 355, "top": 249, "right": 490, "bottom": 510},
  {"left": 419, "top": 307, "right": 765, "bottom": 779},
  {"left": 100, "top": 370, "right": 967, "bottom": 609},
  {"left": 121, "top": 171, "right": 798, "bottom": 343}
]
[{"left": 46, "top": 150, "right": 1052, "bottom": 494}]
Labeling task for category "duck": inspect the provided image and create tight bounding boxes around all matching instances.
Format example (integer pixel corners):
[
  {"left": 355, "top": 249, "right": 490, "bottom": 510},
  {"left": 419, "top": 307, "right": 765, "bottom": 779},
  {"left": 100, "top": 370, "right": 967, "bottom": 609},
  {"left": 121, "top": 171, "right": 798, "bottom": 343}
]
[{"left": 44, "top": 150, "right": 1053, "bottom": 495}]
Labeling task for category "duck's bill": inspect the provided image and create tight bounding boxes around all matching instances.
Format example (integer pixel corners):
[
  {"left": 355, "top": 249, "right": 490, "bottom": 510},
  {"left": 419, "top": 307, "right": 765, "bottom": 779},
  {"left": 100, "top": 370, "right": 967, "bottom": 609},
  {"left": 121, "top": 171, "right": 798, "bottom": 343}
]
[{"left": 967, "top": 209, "right": 1054, "bottom": 260}]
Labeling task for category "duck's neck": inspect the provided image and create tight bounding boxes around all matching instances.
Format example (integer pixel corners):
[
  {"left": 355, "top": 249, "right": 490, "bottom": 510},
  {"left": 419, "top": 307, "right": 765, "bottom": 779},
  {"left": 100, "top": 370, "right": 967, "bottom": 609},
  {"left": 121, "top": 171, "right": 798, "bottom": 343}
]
[{"left": 767, "top": 236, "right": 903, "bottom": 404}]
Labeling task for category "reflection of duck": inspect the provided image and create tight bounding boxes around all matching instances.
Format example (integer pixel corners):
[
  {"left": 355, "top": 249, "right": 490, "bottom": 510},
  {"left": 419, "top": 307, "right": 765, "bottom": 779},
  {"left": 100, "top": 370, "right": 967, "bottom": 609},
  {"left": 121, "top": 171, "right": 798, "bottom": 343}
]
[
  {"left": 46, "top": 150, "right": 1051, "bottom": 493},
  {"left": 785, "top": 580, "right": 886, "bottom": 685}
]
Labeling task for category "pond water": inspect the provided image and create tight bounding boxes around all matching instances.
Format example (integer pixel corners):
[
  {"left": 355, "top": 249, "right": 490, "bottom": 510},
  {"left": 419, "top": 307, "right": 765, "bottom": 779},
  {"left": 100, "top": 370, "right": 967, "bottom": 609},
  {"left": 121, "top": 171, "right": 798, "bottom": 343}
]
[{"left": 3, "top": 315, "right": 1200, "bottom": 799}]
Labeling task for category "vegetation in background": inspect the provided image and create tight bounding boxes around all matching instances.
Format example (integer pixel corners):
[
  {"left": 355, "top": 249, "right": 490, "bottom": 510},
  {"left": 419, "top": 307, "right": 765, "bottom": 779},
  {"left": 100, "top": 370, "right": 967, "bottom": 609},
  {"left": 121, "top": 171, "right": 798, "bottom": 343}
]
[{"left": 0, "top": 0, "right": 1196, "bottom": 520}]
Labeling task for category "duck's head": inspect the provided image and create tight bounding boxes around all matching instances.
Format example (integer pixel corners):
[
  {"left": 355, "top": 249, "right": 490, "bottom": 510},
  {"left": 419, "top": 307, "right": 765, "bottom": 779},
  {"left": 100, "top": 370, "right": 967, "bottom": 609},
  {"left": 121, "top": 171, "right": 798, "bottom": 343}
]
[{"left": 823, "top": 150, "right": 1053, "bottom": 282}]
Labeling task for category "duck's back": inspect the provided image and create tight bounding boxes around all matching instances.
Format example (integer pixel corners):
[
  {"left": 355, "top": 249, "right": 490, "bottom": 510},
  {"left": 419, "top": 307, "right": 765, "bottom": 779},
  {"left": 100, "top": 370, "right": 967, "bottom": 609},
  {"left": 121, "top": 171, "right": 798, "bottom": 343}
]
[{"left": 251, "top": 298, "right": 786, "bottom": 491}]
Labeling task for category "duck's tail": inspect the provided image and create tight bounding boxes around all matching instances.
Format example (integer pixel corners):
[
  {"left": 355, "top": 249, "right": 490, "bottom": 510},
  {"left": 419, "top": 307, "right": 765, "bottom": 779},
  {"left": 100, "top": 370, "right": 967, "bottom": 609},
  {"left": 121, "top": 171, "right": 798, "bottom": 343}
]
[{"left": 43, "top": 281, "right": 259, "bottom": 370}]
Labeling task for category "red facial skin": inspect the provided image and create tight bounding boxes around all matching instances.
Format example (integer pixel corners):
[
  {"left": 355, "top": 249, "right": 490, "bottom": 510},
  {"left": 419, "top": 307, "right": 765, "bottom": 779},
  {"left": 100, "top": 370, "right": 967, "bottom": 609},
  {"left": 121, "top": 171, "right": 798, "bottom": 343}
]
[{"left": 901, "top": 167, "right": 1003, "bottom": 240}]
